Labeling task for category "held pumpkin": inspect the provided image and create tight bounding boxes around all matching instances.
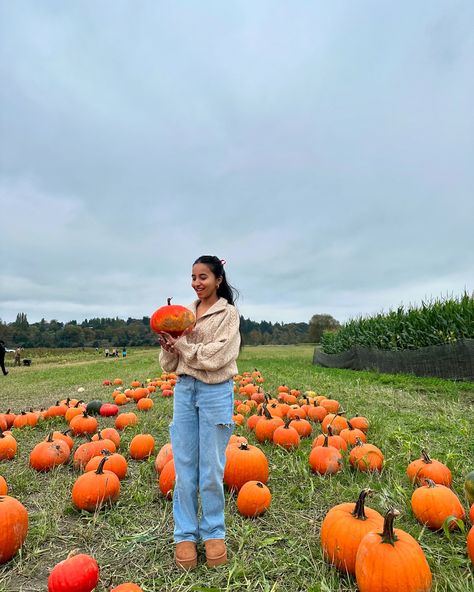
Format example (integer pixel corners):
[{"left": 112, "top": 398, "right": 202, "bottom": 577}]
[
  {"left": 150, "top": 297, "right": 196, "bottom": 337},
  {"left": 0, "top": 495, "right": 29, "bottom": 564},
  {"left": 47, "top": 553, "right": 99, "bottom": 592},
  {"left": 355, "top": 508, "right": 432, "bottom": 592}
]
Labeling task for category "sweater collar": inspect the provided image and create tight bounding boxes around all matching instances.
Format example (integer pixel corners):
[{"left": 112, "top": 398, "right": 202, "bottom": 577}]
[{"left": 190, "top": 297, "right": 228, "bottom": 319}]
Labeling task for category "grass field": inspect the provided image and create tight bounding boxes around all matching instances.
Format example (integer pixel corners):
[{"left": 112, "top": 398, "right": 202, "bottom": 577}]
[{"left": 0, "top": 345, "right": 473, "bottom": 592}]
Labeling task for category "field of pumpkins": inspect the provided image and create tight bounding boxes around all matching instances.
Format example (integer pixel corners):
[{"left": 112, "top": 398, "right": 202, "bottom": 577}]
[{"left": 0, "top": 346, "right": 473, "bottom": 591}]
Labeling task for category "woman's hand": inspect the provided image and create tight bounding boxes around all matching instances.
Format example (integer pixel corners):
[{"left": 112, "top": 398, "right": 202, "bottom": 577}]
[{"left": 158, "top": 332, "right": 177, "bottom": 354}]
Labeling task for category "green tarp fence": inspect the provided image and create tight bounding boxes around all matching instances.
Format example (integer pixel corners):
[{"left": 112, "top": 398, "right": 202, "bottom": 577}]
[{"left": 313, "top": 339, "right": 474, "bottom": 381}]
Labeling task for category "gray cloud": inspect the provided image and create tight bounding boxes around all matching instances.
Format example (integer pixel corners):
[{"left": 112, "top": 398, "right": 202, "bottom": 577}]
[{"left": 1, "top": 1, "right": 473, "bottom": 325}]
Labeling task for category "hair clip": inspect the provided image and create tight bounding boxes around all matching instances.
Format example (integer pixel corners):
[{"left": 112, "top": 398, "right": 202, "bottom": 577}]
[{"left": 220, "top": 259, "right": 226, "bottom": 266}]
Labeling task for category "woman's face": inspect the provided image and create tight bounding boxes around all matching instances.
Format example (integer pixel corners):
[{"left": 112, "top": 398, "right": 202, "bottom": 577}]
[{"left": 192, "top": 263, "right": 221, "bottom": 300}]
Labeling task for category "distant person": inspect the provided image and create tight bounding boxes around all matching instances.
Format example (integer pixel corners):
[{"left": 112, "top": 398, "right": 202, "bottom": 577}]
[
  {"left": 105, "top": 348, "right": 110, "bottom": 358},
  {"left": 14, "top": 347, "right": 21, "bottom": 366},
  {"left": 0, "top": 340, "right": 8, "bottom": 376},
  {"left": 122, "top": 347, "right": 127, "bottom": 358}
]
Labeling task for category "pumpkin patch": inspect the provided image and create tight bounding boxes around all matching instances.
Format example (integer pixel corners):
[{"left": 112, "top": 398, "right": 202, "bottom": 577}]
[{"left": 0, "top": 346, "right": 472, "bottom": 590}]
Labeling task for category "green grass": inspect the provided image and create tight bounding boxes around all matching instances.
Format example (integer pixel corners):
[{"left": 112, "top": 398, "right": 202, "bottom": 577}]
[{"left": 0, "top": 346, "right": 473, "bottom": 591}]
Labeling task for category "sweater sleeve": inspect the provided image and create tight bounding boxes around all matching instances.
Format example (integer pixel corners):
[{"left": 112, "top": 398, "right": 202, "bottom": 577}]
[
  {"left": 159, "top": 348, "right": 179, "bottom": 373},
  {"left": 173, "top": 306, "right": 240, "bottom": 371}
]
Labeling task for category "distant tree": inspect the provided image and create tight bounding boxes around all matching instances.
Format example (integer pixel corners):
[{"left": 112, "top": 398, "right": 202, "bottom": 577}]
[{"left": 308, "top": 314, "right": 340, "bottom": 343}]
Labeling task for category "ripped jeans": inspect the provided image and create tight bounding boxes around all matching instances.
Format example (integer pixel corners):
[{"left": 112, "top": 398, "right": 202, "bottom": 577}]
[{"left": 170, "top": 374, "right": 234, "bottom": 543}]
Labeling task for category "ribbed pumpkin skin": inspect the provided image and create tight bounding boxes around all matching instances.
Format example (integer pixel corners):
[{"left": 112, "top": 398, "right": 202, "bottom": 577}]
[
  {"left": 150, "top": 300, "right": 195, "bottom": 337},
  {"left": 158, "top": 458, "right": 176, "bottom": 498},
  {"left": 0, "top": 432, "right": 17, "bottom": 461},
  {"left": 411, "top": 482, "right": 465, "bottom": 530},
  {"left": 85, "top": 453, "right": 128, "bottom": 480},
  {"left": 0, "top": 496, "right": 28, "bottom": 564},
  {"left": 47, "top": 553, "right": 99, "bottom": 592},
  {"left": 355, "top": 511, "right": 432, "bottom": 592},
  {"left": 406, "top": 452, "right": 452, "bottom": 486},
  {"left": 308, "top": 444, "right": 342, "bottom": 475},
  {"left": 349, "top": 442, "right": 384, "bottom": 472},
  {"left": 155, "top": 443, "right": 173, "bottom": 474},
  {"left": 29, "top": 437, "right": 70, "bottom": 472},
  {"left": 272, "top": 425, "right": 300, "bottom": 450},
  {"left": 129, "top": 434, "right": 155, "bottom": 460},
  {"left": 236, "top": 481, "right": 272, "bottom": 516},
  {"left": 224, "top": 443, "right": 269, "bottom": 491},
  {"left": 320, "top": 491, "right": 384, "bottom": 574},
  {"left": 111, "top": 584, "right": 143, "bottom": 592},
  {"left": 71, "top": 461, "right": 120, "bottom": 512}
]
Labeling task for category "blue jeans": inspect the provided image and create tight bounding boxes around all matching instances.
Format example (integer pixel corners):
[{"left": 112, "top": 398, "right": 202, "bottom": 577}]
[{"left": 170, "top": 374, "right": 234, "bottom": 543}]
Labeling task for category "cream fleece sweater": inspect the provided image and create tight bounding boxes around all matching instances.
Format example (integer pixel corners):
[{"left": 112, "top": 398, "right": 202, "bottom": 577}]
[{"left": 158, "top": 297, "right": 240, "bottom": 384}]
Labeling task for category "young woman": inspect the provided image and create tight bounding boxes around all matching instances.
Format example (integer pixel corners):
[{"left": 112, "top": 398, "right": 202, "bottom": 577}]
[{"left": 158, "top": 255, "right": 241, "bottom": 570}]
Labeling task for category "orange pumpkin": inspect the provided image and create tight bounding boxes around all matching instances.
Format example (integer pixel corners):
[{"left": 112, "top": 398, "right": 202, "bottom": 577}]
[
  {"left": 0, "top": 431, "right": 17, "bottom": 461},
  {"left": 29, "top": 433, "right": 70, "bottom": 472},
  {"left": 320, "top": 489, "right": 383, "bottom": 574},
  {"left": 150, "top": 297, "right": 196, "bottom": 337},
  {"left": 411, "top": 479, "right": 465, "bottom": 530},
  {"left": 129, "top": 434, "right": 155, "bottom": 460},
  {"left": 224, "top": 442, "right": 269, "bottom": 491},
  {"left": 308, "top": 435, "right": 342, "bottom": 475},
  {"left": 72, "top": 457, "right": 121, "bottom": 511},
  {"left": 85, "top": 450, "right": 128, "bottom": 480},
  {"left": 0, "top": 496, "right": 29, "bottom": 564},
  {"left": 115, "top": 412, "right": 138, "bottom": 431},
  {"left": 349, "top": 439, "right": 384, "bottom": 472},
  {"left": 154, "top": 443, "right": 173, "bottom": 474},
  {"left": 406, "top": 449, "right": 452, "bottom": 487},
  {"left": 355, "top": 508, "right": 432, "bottom": 592},
  {"left": 236, "top": 481, "right": 272, "bottom": 517},
  {"left": 159, "top": 458, "right": 176, "bottom": 499},
  {"left": 0, "top": 475, "right": 7, "bottom": 495}
]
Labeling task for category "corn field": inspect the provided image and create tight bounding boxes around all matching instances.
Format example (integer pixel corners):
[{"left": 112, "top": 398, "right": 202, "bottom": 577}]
[{"left": 321, "top": 292, "right": 474, "bottom": 353}]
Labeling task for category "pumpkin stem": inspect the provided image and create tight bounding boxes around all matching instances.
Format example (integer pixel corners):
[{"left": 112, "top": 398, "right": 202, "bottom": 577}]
[
  {"left": 327, "top": 425, "right": 334, "bottom": 436},
  {"left": 167, "top": 297, "right": 172, "bottom": 305},
  {"left": 47, "top": 432, "right": 55, "bottom": 443},
  {"left": 351, "top": 488, "right": 372, "bottom": 520},
  {"left": 347, "top": 420, "right": 354, "bottom": 430},
  {"left": 380, "top": 508, "right": 400, "bottom": 545},
  {"left": 238, "top": 442, "right": 249, "bottom": 451},
  {"left": 95, "top": 456, "right": 109, "bottom": 475},
  {"left": 421, "top": 449, "right": 432, "bottom": 464},
  {"left": 322, "top": 433, "right": 329, "bottom": 447},
  {"left": 354, "top": 437, "right": 364, "bottom": 447},
  {"left": 424, "top": 478, "right": 436, "bottom": 488},
  {"left": 262, "top": 404, "right": 273, "bottom": 420}
]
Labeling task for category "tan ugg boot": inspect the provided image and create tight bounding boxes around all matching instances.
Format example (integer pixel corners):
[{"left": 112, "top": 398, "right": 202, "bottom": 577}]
[
  {"left": 175, "top": 541, "right": 198, "bottom": 570},
  {"left": 204, "top": 539, "right": 227, "bottom": 567}
]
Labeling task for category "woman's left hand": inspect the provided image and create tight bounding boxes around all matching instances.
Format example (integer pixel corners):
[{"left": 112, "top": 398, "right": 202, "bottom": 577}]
[{"left": 158, "top": 332, "right": 177, "bottom": 354}]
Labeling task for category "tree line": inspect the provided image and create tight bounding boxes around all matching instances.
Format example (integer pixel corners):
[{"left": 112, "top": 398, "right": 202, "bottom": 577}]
[{"left": 0, "top": 313, "right": 340, "bottom": 348}]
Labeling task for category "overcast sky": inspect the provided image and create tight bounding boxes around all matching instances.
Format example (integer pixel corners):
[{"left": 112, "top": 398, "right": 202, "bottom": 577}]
[{"left": 0, "top": 1, "right": 473, "bottom": 326}]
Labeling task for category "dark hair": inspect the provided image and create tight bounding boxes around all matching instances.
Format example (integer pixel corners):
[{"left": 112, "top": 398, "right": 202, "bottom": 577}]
[{"left": 193, "top": 256, "right": 239, "bottom": 306}]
